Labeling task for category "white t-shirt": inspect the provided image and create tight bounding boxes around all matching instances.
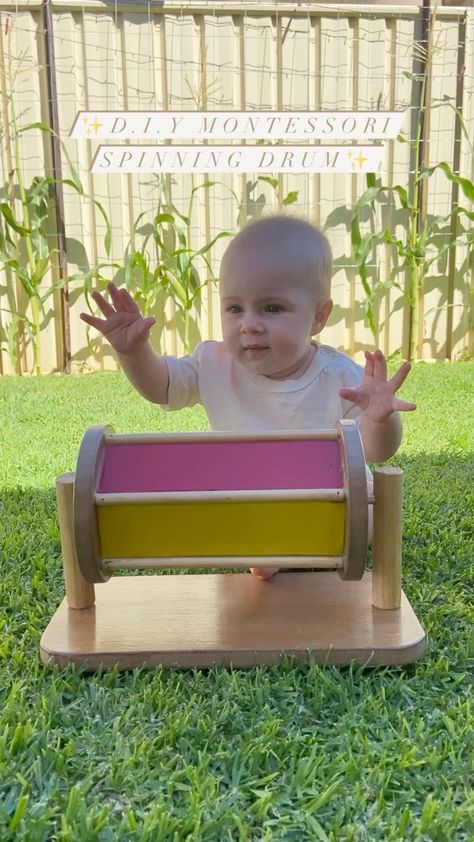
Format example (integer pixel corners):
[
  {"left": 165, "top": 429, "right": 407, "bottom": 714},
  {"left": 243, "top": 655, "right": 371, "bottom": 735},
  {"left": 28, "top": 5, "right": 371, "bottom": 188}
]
[{"left": 163, "top": 340, "right": 364, "bottom": 432}]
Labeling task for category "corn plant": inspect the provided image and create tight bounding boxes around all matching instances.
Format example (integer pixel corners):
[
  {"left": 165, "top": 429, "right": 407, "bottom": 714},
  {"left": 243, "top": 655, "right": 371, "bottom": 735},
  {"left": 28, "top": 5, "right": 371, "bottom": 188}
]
[
  {"left": 350, "top": 26, "right": 474, "bottom": 360},
  {"left": 351, "top": 166, "right": 474, "bottom": 360},
  {"left": 0, "top": 39, "right": 110, "bottom": 373},
  {"left": 0, "top": 135, "right": 112, "bottom": 373},
  {"left": 0, "top": 41, "right": 58, "bottom": 373},
  {"left": 0, "top": 162, "right": 62, "bottom": 373},
  {"left": 117, "top": 177, "right": 232, "bottom": 352}
]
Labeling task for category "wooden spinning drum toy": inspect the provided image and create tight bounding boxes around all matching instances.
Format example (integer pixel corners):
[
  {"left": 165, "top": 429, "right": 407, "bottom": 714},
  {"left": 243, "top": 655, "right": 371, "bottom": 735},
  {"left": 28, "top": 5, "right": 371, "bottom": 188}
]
[{"left": 41, "top": 420, "right": 426, "bottom": 669}]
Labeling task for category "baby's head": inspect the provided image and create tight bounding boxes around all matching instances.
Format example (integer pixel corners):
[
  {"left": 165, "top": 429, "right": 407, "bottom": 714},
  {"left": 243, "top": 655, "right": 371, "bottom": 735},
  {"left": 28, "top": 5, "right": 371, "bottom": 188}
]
[{"left": 219, "top": 215, "right": 333, "bottom": 379}]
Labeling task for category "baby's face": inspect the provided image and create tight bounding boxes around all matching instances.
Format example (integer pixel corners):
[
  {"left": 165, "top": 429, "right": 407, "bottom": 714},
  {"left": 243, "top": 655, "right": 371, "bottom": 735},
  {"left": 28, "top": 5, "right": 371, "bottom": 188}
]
[{"left": 220, "top": 246, "right": 324, "bottom": 379}]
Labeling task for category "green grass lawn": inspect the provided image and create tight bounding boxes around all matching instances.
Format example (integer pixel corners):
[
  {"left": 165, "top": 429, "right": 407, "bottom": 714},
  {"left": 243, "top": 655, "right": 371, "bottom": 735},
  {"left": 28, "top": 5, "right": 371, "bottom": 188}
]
[{"left": 0, "top": 363, "right": 473, "bottom": 841}]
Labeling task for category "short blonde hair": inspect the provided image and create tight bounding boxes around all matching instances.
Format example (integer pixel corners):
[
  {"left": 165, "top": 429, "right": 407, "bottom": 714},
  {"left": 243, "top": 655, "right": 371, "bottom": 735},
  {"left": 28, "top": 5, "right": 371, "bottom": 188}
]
[{"left": 221, "top": 215, "right": 332, "bottom": 303}]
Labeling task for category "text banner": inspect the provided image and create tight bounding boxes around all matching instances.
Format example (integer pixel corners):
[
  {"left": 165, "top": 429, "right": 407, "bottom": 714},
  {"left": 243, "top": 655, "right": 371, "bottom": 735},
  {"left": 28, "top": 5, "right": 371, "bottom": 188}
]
[
  {"left": 92, "top": 145, "right": 384, "bottom": 173},
  {"left": 73, "top": 111, "right": 406, "bottom": 141}
]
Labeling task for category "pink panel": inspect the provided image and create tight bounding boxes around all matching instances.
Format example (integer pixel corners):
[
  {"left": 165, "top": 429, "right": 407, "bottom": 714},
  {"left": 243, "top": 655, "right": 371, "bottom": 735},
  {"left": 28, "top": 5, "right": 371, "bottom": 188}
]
[{"left": 98, "top": 440, "right": 343, "bottom": 493}]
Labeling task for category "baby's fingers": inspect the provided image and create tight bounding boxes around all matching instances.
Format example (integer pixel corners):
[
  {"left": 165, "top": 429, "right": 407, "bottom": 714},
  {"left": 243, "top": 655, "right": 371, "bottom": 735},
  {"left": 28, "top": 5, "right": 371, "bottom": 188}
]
[
  {"left": 393, "top": 398, "right": 417, "bottom": 412},
  {"left": 108, "top": 282, "right": 141, "bottom": 314},
  {"left": 339, "top": 387, "right": 356, "bottom": 401},
  {"left": 137, "top": 316, "right": 156, "bottom": 337},
  {"left": 373, "top": 349, "right": 387, "bottom": 380},
  {"left": 339, "top": 387, "right": 369, "bottom": 410},
  {"left": 80, "top": 311, "right": 107, "bottom": 331},
  {"left": 364, "top": 351, "right": 375, "bottom": 378},
  {"left": 388, "top": 361, "right": 412, "bottom": 392},
  {"left": 90, "top": 289, "right": 115, "bottom": 318}
]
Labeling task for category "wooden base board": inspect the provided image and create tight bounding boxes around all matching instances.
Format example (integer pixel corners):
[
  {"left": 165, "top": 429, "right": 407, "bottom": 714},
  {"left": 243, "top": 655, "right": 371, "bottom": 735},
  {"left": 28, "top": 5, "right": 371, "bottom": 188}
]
[{"left": 40, "top": 572, "right": 426, "bottom": 670}]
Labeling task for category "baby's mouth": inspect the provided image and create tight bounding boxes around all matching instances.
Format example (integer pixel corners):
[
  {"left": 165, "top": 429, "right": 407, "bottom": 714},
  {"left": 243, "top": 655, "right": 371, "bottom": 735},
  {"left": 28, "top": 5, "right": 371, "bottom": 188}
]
[{"left": 243, "top": 345, "right": 269, "bottom": 351}]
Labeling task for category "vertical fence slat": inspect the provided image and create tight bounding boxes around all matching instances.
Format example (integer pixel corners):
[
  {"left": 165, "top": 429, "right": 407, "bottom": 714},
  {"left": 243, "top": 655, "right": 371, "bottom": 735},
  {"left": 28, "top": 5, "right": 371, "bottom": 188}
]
[{"left": 452, "top": 7, "right": 474, "bottom": 361}]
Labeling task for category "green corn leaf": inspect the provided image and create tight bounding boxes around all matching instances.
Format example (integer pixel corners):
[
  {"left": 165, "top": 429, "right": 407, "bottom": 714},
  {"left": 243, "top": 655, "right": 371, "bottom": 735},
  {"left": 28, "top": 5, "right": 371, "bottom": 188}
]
[
  {"left": 162, "top": 225, "right": 176, "bottom": 255},
  {"left": 6, "top": 313, "right": 22, "bottom": 368},
  {"left": 189, "top": 265, "right": 200, "bottom": 291},
  {"left": 355, "top": 186, "right": 382, "bottom": 209},
  {"left": 350, "top": 215, "right": 362, "bottom": 249},
  {"left": 92, "top": 199, "right": 113, "bottom": 257},
  {"left": 42, "top": 274, "right": 73, "bottom": 297},
  {"left": 15, "top": 268, "right": 37, "bottom": 299},
  {"left": 382, "top": 230, "right": 404, "bottom": 251},
  {"left": 422, "top": 161, "right": 474, "bottom": 204},
  {"left": 177, "top": 249, "right": 190, "bottom": 276},
  {"left": 30, "top": 175, "right": 52, "bottom": 199},
  {"left": 129, "top": 253, "right": 150, "bottom": 290},
  {"left": 31, "top": 257, "right": 51, "bottom": 288},
  {"left": 176, "top": 229, "right": 187, "bottom": 248},
  {"left": 258, "top": 175, "right": 279, "bottom": 190},
  {"left": 153, "top": 230, "right": 166, "bottom": 252},
  {"left": 356, "top": 232, "right": 377, "bottom": 266},
  {"left": 191, "top": 180, "right": 217, "bottom": 195},
  {"left": 61, "top": 178, "right": 85, "bottom": 197},
  {"left": 131, "top": 211, "right": 149, "bottom": 236},
  {"left": 0, "top": 239, "right": 17, "bottom": 262},
  {"left": 358, "top": 269, "right": 372, "bottom": 300},
  {"left": 59, "top": 137, "right": 85, "bottom": 193},
  {"left": 18, "top": 121, "right": 53, "bottom": 134},
  {"left": 135, "top": 252, "right": 149, "bottom": 277},
  {"left": 391, "top": 185, "right": 411, "bottom": 210},
  {"left": 0, "top": 203, "right": 29, "bottom": 235},
  {"left": 30, "top": 228, "right": 49, "bottom": 258},
  {"left": 0, "top": 254, "right": 19, "bottom": 272},
  {"left": 168, "top": 274, "right": 188, "bottom": 306},
  {"left": 195, "top": 230, "right": 232, "bottom": 256},
  {"left": 104, "top": 226, "right": 112, "bottom": 258},
  {"left": 282, "top": 190, "right": 299, "bottom": 206},
  {"left": 452, "top": 205, "right": 474, "bottom": 223}
]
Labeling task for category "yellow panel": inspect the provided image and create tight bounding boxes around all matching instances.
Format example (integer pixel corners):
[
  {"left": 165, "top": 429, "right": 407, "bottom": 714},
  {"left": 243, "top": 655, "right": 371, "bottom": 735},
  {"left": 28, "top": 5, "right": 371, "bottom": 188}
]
[{"left": 98, "top": 500, "right": 345, "bottom": 558}]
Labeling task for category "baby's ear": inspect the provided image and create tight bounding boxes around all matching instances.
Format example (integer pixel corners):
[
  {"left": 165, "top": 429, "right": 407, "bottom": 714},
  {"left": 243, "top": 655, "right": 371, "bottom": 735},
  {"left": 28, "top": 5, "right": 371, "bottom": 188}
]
[{"left": 312, "top": 299, "right": 333, "bottom": 334}]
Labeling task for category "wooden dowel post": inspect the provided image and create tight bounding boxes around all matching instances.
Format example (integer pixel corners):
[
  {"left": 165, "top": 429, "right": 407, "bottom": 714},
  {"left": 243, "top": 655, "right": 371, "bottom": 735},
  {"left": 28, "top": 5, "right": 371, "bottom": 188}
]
[
  {"left": 56, "top": 473, "right": 95, "bottom": 609},
  {"left": 372, "top": 467, "right": 402, "bottom": 610}
]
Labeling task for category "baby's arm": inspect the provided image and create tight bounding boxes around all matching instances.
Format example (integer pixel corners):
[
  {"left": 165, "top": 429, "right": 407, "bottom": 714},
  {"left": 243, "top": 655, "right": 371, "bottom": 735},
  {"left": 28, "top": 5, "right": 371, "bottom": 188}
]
[
  {"left": 358, "top": 411, "right": 402, "bottom": 463},
  {"left": 80, "top": 283, "right": 169, "bottom": 404},
  {"left": 339, "top": 350, "right": 416, "bottom": 462}
]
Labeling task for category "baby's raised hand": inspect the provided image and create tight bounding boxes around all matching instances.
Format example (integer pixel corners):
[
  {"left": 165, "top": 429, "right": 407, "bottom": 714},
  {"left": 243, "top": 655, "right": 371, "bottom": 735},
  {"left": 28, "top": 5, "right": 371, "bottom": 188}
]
[
  {"left": 80, "top": 282, "right": 156, "bottom": 356},
  {"left": 339, "top": 350, "right": 417, "bottom": 423}
]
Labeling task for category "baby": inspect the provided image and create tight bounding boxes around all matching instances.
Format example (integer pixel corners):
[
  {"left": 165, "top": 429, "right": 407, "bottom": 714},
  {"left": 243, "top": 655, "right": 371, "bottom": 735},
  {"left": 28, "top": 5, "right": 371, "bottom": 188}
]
[{"left": 81, "top": 215, "right": 416, "bottom": 578}]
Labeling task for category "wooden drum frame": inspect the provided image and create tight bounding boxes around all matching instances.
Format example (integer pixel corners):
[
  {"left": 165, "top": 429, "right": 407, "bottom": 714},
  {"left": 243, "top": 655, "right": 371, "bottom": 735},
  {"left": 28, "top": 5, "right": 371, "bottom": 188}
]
[{"left": 41, "top": 421, "right": 426, "bottom": 670}]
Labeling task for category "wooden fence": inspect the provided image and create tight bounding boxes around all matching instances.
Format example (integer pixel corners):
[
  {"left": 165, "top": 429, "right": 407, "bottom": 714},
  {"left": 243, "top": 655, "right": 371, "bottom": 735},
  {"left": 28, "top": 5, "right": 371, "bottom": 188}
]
[{"left": 0, "top": 1, "right": 473, "bottom": 374}]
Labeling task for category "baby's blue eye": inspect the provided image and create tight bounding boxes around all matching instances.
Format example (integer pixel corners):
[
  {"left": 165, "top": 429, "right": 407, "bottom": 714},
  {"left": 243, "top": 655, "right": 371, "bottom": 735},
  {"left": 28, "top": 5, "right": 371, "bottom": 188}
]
[{"left": 227, "top": 305, "right": 243, "bottom": 314}]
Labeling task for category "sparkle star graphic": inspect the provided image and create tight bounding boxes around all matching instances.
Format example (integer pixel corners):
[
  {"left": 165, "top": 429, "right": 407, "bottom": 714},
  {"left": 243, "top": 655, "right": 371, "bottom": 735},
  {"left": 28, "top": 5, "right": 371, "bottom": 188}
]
[
  {"left": 90, "top": 117, "right": 103, "bottom": 135},
  {"left": 347, "top": 149, "right": 368, "bottom": 170}
]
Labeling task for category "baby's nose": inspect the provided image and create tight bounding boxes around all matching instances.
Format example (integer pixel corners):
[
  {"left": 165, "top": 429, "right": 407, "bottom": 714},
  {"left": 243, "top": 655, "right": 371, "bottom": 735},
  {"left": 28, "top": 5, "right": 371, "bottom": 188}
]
[{"left": 241, "top": 313, "right": 264, "bottom": 333}]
